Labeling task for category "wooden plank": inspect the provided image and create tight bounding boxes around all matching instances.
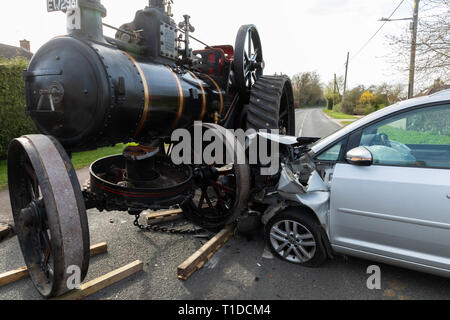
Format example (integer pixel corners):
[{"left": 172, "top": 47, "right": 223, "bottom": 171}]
[
  {"left": 0, "top": 242, "right": 108, "bottom": 287},
  {"left": 89, "top": 242, "right": 108, "bottom": 257},
  {"left": 0, "top": 267, "right": 28, "bottom": 287},
  {"left": 54, "top": 260, "right": 143, "bottom": 300},
  {"left": 177, "top": 225, "right": 234, "bottom": 281},
  {"left": 0, "top": 224, "right": 14, "bottom": 242},
  {"left": 146, "top": 209, "right": 184, "bottom": 225}
]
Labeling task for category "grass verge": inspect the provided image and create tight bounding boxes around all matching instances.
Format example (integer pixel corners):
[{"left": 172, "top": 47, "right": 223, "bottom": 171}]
[
  {"left": 0, "top": 144, "right": 126, "bottom": 191},
  {"left": 70, "top": 144, "right": 126, "bottom": 170},
  {"left": 323, "top": 108, "right": 358, "bottom": 120}
]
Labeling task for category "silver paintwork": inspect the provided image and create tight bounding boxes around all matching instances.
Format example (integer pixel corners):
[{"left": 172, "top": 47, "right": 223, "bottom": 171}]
[
  {"left": 277, "top": 166, "right": 330, "bottom": 234},
  {"left": 311, "top": 89, "right": 450, "bottom": 155},
  {"left": 271, "top": 90, "right": 450, "bottom": 277},
  {"left": 345, "top": 147, "right": 373, "bottom": 166}
]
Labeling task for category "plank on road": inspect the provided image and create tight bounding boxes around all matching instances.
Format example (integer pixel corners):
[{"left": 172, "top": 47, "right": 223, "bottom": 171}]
[
  {"left": 177, "top": 225, "right": 235, "bottom": 280},
  {"left": 0, "top": 242, "right": 108, "bottom": 287},
  {"left": 146, "top": 209, "right": 184, "bottom": 225},
  {"left": 0, "top": 224, "right": 14, "bottom": 243},
  {"left": 54, "top": 260, "right": 143, "bottom": 300}
]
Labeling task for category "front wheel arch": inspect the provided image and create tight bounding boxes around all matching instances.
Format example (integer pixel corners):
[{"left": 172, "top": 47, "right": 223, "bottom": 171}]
[{"left": 266, "top": 206, "right": 334, "bottom": 261}]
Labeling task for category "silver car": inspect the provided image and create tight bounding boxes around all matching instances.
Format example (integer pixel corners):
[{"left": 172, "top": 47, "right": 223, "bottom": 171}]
[{"left": 264, "top": 89, "right": 450, "bottom": 278}]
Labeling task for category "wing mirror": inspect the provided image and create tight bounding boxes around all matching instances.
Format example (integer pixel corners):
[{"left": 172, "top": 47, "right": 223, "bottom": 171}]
[{"left": 346, "top": 147, "right": 373, "bottom": 166}]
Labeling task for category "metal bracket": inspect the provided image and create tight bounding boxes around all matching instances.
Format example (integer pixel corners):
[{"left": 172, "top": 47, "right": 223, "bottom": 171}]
[{"left": 36, "top": 82, "right": 64, "bottom": 112}]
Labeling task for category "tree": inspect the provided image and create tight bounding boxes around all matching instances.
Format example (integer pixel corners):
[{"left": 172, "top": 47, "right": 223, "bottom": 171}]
[
  {"left": 291, "top": 72, "right": 324, "bottom": 107},
  {"left": 387, "top": 0, "right": 449, "bottom": 91},
  {"left": 324, "top": 76, "right": 345, "bottom": 106},
  {"left": 374, "top": 82, "right": 405, "bottom": 105},
  {"left": 360, "top": 91, "right": 376, "bottom": 105},
  {"left": 340, "top": 85, "right": 365, "bottom": 114}
]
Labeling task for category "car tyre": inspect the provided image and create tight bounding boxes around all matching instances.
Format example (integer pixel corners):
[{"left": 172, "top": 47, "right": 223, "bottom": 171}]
[{"left": 265, "top": 208, "right": 327, "bottom": 267}]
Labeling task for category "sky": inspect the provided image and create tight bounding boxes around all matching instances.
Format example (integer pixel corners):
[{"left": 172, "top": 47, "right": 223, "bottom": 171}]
[{"left": 0, "top": 0, "right": 420, "bottom": 89}]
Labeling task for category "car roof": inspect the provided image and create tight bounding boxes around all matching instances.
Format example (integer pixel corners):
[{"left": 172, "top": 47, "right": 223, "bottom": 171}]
[{"left": 311, "top": 89, "right": 450, "bottom": 154}]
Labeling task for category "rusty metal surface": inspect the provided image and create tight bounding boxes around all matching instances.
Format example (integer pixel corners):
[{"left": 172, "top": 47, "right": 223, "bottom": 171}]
[
  {"left": 7, "top": 134, "right": 89, "bottom": 298},
  {"left": 182, "top": 123, "right": 251, "bottom": 230},
  {"left": 123, "top": 145, "right": 159, "bottom": 161}
]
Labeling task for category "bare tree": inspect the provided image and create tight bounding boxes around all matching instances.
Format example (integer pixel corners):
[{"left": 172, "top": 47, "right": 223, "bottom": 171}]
[
  {"left": 387, "top": 0, "right": 449, "bottom": 90},
  {"left": 291, "top": 72, "right": 324, "bottom": 107}
]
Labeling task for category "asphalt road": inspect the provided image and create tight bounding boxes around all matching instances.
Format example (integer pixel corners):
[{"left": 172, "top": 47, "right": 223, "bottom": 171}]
[
  {"left": 295, "top": 106, "right": 342, "bottom": 138},
  {"left": 1, "top": 107, "right": 450, "bottom": 300}
]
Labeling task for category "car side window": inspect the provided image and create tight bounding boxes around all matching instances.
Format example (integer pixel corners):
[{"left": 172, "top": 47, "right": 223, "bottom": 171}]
[
  {"left": 316, "top": 140, "right": 345, "bottom": 162},
  {"left": 359, "top": 104, "right": 450, "bottom": 169}
]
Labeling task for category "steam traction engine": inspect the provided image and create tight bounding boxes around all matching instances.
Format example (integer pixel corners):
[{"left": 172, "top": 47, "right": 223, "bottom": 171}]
[{"left": 7, "top": 0, "right": 295, "bottom": 297}]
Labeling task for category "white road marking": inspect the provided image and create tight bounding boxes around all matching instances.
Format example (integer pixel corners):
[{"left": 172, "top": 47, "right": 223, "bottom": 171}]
[{"left": 298, "top": 109, "right": 311, "bottom": 137}]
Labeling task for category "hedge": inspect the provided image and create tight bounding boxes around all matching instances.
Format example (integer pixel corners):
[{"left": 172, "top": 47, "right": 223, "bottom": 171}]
[{"left": 0, "top": 58, "right": 37, "bottom": 160}]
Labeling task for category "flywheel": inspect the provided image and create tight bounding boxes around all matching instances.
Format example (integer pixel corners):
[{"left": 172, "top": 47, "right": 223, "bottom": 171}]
[{"left": 234, "top": 24, "right": 264, "bottom": 99}]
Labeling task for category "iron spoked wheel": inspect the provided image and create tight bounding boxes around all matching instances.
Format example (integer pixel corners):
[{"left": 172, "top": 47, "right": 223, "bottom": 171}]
[
  {"left": 265, "top": 209, "right": 327, "bottom": 267},
  {"left": 181, "top": 124, "right": 250, "bottom": 231},
  {"left": 8, "top": 135, "right": 90, "bottom": 298},
  {"left": 234, "top": 24, "right": 264, "bottom": 99}
]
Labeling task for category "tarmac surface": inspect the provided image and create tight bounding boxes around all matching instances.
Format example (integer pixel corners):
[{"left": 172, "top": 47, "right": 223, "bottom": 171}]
[{"left": 1, "top": 107, "right": 450, "bottom": 300}]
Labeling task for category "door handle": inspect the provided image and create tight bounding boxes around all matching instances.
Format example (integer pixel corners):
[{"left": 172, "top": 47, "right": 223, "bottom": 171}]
[{"left": 447, "top": 195, "right": 450, "bottom": 199}]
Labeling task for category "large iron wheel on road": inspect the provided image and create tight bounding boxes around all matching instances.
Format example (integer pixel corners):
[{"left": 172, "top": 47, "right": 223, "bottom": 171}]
[
  {"left": 181, "top": 124, "right": 250, "bottom": 231},
  {"left": 234, "top": 24, "right": 264, "bottom": 99},
  {"left": 8, "top": 135, "right": 90, "bottom": 298}
]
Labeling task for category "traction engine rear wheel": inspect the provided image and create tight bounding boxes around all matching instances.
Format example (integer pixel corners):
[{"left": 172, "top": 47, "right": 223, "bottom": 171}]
[
  {"left": 246, "top": 75, "right": 295, "bottom": 136},
  {"left": 8, "top": 135, "right": 90, "bottom": 298}
]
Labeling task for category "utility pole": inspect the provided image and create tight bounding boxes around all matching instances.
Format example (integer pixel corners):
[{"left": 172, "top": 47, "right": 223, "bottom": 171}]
[
  {"left": 408, "top": 0, "right": 420, "bottom": 99},
  {"left": 333, "top": 74, "right": 337, "bottom": 106},
  {"left": 343, "top": 52, "right": 349, "bottom": 99}
]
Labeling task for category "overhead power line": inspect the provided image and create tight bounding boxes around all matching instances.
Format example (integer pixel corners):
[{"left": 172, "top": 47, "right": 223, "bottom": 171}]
[{"left": 350, "top": 0, "right": 406, "bottom": 61}]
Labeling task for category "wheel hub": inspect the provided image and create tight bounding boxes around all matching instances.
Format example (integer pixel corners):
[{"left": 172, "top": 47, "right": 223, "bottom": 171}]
[
  {"left": 8, "top": 134, "right": 90, "bottom": 298},
  {"left": 269, "top": 220, "right": 317, "bottom": 264},
  {"left": 194, "top": 166, "right": 219, "bottom": 186},
  {"left": 21, "top": 200, "right": 45, "bottom": 229}
]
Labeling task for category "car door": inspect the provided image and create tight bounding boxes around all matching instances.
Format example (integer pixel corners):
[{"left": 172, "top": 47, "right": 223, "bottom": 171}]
[{"left": 329, "top": 103, "right": 450, "bottom": 271}]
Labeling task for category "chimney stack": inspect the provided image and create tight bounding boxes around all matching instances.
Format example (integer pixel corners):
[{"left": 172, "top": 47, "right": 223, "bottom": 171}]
[{"left": 20, "top": 39, "right": 30, "bottom": 52}]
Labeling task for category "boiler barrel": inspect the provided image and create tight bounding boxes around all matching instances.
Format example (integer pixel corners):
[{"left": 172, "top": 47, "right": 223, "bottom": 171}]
[{"left": 24, "top": 36, "right": 225, "bottom": 151}]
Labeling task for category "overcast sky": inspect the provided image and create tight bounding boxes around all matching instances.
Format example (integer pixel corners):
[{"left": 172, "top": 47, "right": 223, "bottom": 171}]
[{"left": 1, "top": 0, "right": 422, "bottom": 89}]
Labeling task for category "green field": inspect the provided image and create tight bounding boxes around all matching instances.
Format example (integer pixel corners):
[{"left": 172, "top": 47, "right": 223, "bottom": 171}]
[
  {"left": 70, "top": 144, "right": 126, "bottom": 170},
  {"left": 379, "top": 126, "right": 450, "bottom": 145},
  {"left": 323, "top": 108, "right": 358, "bottom": 120},
  {"left": 0, "top": 144, "right": 126, "bottom": 191}
]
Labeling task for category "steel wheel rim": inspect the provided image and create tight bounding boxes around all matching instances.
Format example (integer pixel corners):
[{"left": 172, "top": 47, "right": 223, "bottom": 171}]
[
  {"left": 181, "top": 124, "right": 250, "bottom": 230},
  {"left": 234, "top": 25, "right": 263, "bottom": 96},
  {"left": 270, "top": 220, "right": 316, "bottom": 263},
  {"left": 278, "top": 86, "right": 290, "bottom": 135},
  {"left": 15, "top": 154, "right": 55, "bottom": 295},
  {"left": 190, "top": 164, "right": 238, "bottom": 224},
  {"left": 8, "top": 135, "right": 90, "bottom": 298}
]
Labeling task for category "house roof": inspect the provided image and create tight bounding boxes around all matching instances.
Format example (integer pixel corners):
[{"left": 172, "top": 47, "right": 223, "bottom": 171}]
[
  {"left": 0, "top": 43, "right": 33, "bottom": 60},
  {"left": 417, "top": 79, "right": 450, "bottom": 97}
]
